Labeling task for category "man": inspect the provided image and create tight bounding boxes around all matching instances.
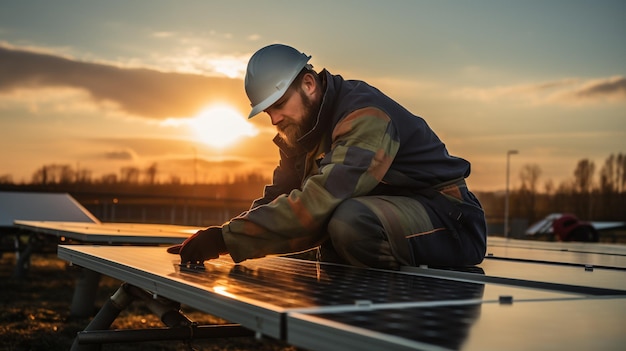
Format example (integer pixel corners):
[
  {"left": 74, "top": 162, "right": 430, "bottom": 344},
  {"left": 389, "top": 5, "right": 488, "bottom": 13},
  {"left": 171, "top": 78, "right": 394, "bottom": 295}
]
[{"left": 168, "top": 44, "right": 487, "bottom": 270}]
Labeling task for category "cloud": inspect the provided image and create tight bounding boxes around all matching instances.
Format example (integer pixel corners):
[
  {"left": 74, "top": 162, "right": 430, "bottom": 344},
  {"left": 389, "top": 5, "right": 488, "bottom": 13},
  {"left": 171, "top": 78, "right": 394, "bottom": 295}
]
[
  {"left": 0, "top": 45, "right": 249, "bottom": 120},
  {"left": 163, "top": 50, "right": 249, "bottom": 78},
  {"left": 452, "top": 76, "right": 626, "bottom": 106},
  {"left": 103, "top": 149, "right": 137, "bottom": 160},
  {"left": 572, "top": 76, "right": 626, "bottom": 99}
]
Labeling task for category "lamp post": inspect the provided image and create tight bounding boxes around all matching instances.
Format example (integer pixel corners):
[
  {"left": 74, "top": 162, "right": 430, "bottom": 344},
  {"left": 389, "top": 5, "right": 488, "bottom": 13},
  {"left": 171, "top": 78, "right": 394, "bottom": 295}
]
[{"left": 504, "top": 150, "right": 519, "bottom": 238}]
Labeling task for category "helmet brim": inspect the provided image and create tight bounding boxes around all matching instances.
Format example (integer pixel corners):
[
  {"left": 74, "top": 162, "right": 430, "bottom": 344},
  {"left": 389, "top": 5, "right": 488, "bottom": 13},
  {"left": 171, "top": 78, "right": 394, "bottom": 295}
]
[
  {"left": 247, "top": 88, "right": 284, "bottom": 119},
  {"left": 247, "top": 55, "right": 311, "bottom": 119}
]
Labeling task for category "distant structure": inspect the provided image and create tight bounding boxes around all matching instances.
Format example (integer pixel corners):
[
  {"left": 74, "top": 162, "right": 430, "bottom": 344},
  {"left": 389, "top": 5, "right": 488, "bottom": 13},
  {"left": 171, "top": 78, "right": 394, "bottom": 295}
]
[
  {"left": 551, "top": 213, "right": 598, "bottom": 242},
  {"left": 526, "top": 213, "right": 626, "bottom": 242}
]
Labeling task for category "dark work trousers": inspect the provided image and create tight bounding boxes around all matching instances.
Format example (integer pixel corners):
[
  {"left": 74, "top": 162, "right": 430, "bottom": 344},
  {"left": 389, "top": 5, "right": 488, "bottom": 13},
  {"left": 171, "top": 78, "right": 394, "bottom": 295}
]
[{"left": 322, "top": 185, "right": 487, "bottom": 270}]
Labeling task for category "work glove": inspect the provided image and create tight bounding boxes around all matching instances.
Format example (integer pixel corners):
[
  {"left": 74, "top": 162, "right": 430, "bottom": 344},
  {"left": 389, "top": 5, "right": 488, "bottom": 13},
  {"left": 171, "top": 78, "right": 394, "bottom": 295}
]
[{"left": 167, "top": 226, "right": 228, "bottom": 264}]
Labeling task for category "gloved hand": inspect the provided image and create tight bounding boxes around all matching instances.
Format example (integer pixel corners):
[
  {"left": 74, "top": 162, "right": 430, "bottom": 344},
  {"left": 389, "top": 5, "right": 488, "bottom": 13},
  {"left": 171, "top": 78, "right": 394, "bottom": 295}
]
[{"left": 167, "top": 226, "right": 228, "bottom": 264}]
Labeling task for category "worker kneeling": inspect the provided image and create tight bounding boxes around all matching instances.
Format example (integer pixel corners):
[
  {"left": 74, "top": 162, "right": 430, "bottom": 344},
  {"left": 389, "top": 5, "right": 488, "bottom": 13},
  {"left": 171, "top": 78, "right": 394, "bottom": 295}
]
[{"left": 168, "top": 44, "right": 487, "bottom": 270}]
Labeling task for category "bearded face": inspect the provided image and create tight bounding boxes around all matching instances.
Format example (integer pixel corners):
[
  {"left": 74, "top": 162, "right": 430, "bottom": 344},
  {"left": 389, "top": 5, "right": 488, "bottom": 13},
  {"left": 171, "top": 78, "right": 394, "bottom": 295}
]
[{"left": 276, "top": 87, "right": 318, "bottom": 148}]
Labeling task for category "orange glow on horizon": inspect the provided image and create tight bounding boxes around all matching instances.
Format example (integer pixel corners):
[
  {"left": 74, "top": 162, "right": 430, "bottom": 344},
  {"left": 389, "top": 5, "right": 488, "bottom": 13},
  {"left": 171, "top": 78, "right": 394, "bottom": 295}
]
[{"left": 188, "top": 105, "right": 258, "bottom": 149}]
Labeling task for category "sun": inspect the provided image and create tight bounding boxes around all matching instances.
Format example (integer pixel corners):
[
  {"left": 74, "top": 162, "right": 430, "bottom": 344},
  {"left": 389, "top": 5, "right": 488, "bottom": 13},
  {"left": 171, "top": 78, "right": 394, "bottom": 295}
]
[{"left": 189, "top": 105, "right": 258, "bottom": 148}]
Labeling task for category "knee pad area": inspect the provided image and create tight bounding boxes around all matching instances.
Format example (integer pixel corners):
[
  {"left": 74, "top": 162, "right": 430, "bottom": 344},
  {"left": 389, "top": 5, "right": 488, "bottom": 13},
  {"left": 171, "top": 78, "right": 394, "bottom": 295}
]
[{"left": 326, "top": 200, "right": 398, "bottom": 269}]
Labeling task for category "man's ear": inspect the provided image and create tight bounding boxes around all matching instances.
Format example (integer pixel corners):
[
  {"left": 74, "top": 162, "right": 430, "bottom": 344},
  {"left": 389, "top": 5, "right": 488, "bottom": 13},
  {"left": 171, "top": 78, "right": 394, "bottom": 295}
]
[{"left": 301, "top": 72, "right": 317, "bottom": 96}]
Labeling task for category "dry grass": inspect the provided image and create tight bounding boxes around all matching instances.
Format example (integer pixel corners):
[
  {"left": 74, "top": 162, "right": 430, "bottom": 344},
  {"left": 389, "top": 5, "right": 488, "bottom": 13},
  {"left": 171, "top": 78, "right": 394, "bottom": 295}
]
[{"left": 0, "top": 249, "right": 304, "bottom": 351}]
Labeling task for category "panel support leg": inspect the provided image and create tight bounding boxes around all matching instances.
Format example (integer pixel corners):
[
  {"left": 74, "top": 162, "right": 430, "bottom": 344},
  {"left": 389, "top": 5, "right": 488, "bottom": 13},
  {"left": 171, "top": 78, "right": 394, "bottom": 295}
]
[{"left": 70, "top": 268, "right": 102, "bottom": 317}]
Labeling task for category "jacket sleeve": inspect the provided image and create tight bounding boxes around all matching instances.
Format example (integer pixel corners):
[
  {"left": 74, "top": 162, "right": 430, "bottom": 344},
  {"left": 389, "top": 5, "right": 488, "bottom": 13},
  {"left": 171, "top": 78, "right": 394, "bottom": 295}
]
[
  {"left": 222, "top": 107, "right": 400, "bottom": 262},
  {"left": 249, "top": 148, "right": 304, "bottom": 209}
]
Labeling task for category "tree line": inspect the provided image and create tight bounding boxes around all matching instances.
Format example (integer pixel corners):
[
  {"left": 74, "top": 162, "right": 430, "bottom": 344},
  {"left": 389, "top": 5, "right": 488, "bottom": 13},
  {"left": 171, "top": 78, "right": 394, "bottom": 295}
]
[
  {"left": 1, "top": 152, "right": 624, "bottom": 223},
  {"left": 3, "top": 162, "right": 168, "bottom": 185},
  {"left": 480, "top": 152, "right": 626, "bottom": 223}
]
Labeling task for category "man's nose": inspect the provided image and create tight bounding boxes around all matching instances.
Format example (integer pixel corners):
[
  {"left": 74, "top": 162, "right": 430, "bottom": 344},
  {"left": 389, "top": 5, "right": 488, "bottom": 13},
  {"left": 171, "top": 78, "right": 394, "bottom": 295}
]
[{"left": 267, "top": 111, "right": 283, "bottom": 125}]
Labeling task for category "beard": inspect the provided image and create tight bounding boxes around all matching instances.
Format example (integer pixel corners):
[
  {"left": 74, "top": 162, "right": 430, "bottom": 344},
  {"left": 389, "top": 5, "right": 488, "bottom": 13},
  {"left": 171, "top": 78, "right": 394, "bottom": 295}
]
[{"left": 276, "top": 88, "right": 318, "bottom": 148}]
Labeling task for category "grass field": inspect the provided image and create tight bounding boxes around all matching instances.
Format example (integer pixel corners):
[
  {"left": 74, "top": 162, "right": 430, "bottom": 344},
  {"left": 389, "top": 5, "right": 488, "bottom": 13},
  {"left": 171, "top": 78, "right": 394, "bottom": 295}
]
[{"left": 0, "top": 251, "right": 303, "bottom": 351}]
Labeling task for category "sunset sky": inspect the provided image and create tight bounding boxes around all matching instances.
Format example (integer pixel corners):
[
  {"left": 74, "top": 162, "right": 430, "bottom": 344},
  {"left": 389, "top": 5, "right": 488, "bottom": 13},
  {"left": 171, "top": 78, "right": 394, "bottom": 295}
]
[{"left": 1, "top": 0, "right": 624, "bottom": 191}]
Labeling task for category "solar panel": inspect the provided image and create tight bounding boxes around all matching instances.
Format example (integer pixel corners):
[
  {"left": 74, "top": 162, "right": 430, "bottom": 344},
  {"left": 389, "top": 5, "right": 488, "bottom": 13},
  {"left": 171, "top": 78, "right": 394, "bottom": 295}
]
[
  {"left": 485, "top": 245, "right": 626, "bottom": 269},
  {"left": 488, "top": 236, "right": 626, "bottom": 256},
  {"left": 58, "top": 245, "right": 589, "bottom": 341},
  {"left": 403, "top": 259, "right": 626, "bottom": 294},
  {"left": 0, "top": 191, "right": 98, "bottom": 226},
  {"left": 14, "top": 220, "right": 200, "bottom": 244},
  {"left": 288, "top": 298, "right": 626, "bottom": 351}
]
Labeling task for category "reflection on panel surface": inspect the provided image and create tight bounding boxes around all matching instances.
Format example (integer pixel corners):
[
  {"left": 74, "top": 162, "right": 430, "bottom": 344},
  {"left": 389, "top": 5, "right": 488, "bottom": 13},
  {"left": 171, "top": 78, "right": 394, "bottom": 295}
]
[{"left": 289, "top": 298, "right": 626, "bottom": 351}]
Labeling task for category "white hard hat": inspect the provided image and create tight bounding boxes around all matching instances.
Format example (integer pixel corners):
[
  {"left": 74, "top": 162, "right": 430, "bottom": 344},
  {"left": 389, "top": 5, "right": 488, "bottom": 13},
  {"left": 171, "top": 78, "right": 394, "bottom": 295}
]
[{"left": 244, "top": 44, "right": 312, "bottom": 118}]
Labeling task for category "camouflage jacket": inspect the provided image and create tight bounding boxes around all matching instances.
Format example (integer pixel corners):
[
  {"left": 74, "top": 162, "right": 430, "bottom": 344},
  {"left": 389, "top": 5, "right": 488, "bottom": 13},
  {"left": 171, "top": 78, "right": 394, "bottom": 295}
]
[{"left": 222, "top": 70, "right": 471, "bottom": 262}]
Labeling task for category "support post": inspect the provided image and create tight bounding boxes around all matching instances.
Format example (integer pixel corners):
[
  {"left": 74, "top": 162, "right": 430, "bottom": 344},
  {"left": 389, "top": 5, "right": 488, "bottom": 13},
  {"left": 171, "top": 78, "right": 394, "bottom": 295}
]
[
  {"left": 504, "top": 150, "right": 519, "bottom": 238},
  {"left": 70, "top": 268, "right": 102, "bottom": 317}
]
